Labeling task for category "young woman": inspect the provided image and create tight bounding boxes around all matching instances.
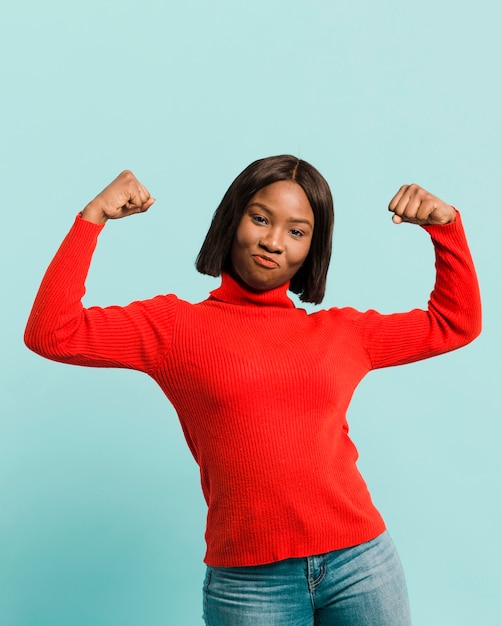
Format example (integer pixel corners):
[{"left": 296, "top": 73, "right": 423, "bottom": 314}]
[{"left": 25, "top": 155, "right": 481, "bottom": 625}]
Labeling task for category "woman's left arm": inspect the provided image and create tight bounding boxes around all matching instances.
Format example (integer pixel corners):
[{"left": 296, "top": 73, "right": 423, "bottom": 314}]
[{"left": 359, "top": 184, "right": 482, "bottom": 369}]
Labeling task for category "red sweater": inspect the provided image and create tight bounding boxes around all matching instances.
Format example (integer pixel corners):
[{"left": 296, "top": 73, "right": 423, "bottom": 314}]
[{"left": 25, "top": 213, "right": 481, "bottom": 566}]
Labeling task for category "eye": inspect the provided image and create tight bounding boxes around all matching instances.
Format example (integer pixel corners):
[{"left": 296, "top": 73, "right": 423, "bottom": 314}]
[
  {"left": 252, "top": 215, "right": 268, "bottom": 225},
  {"left": 289, "top": 228, "right": 305, "bottom": 238}
]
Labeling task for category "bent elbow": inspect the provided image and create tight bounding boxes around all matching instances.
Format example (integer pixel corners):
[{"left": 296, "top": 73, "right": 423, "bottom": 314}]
[
  {"left": 24, "top": 316, "right": 39, "bottom": 353},
  {"left": 466, "top": 317, "right": 482, "bottom": 344},
  {"left": 466, "top": 300, "right": 482, "bottom": 343},
  {"left": 24, "top": 317, "right": 60, "bottom": 360},
  {"left": 455, "top": 312, "right": 482, "bottom": 349},
  {"left": 24, "top": 323, "right": 48, "bottom": 358}
]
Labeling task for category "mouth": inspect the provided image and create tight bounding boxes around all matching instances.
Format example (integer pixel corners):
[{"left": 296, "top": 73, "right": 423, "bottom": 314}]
[{"left": 252, "top": 254, "right": 280, "bottom": 269}]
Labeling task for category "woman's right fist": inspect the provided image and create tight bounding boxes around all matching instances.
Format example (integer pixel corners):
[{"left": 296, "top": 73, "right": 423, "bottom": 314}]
[{"left": 81, "top": 170, "right": 155, "bottom": 224}]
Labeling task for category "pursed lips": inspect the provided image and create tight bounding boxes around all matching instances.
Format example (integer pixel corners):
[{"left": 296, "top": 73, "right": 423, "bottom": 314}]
[{"left": 252, "top": 254, "right": 280, "bottom": 269}]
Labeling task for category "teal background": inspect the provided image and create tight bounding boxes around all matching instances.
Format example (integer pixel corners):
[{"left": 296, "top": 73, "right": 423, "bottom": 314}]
[{"left": 1, "top": 0, "right": 499, "bottom": 624}]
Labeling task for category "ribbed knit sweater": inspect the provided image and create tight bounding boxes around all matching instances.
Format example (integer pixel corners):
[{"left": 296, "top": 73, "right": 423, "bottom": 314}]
[{"left": 25, "top": 212, "right": 481, "bottom": 566}]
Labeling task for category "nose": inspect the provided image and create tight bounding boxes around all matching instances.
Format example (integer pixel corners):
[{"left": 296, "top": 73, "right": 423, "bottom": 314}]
[{"left": 259, "top": 228, "right": 284, "bottom": 254}]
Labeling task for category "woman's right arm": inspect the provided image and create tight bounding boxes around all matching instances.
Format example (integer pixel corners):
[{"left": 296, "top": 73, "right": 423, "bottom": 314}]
[{"left": 24, "top": 172, "right": 176, "bottom": 373}]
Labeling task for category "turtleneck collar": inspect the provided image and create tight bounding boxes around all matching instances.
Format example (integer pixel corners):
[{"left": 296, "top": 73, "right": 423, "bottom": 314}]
[{"left": 209, "top": 272, "right": 295, "bottom": 309}]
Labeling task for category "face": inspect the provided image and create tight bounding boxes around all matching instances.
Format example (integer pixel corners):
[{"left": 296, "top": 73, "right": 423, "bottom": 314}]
[{"left": 230, "top": 180, "right": 314, "bottom": 291}]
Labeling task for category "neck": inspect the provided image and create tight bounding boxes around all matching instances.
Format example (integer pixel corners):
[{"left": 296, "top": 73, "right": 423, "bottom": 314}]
[{"left": 209, "top": 272, "right": 295, "bottom": 309}]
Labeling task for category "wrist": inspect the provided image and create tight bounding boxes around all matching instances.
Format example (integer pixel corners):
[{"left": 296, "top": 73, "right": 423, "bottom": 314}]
[{"left": 81, "top": 201, "right": 108, "bottom": 225}]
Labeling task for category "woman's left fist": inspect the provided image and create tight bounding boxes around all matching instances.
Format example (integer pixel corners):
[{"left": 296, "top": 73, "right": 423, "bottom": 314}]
[{"left": 389, "top": 184, "right": 456, "bottom": 225}]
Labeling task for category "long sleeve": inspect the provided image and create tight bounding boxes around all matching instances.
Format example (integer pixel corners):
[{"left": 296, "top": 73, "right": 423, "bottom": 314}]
[
  {"left": 24, "top": 215, "right": 178, "bottom": 373},
  {"left": 355, "top": 211, "right": 482, "bottom": 370},
  {"left": 23, "top": 211, "right": 483, "bottom": 568}
]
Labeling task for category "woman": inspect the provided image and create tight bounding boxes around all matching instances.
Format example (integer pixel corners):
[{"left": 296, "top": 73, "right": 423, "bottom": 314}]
[{"left": 25, "top": 155, "right": 481, "bottom": 625}]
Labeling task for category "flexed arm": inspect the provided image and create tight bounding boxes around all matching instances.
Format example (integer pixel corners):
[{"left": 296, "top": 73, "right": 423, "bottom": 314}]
[
  {"left": 25, "top": 172, "right": 175, "bottom": 373},
  {"left": 357, "top": 184, "right": 481, "bottom": 369}
]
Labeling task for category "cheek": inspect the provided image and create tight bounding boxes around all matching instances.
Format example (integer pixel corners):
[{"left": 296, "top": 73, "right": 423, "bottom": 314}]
[
  {"left": 294, "top": 241, "right": 312, "bottom": 267},
  {"left": 232, "top": 223, "right": 255, "bottom": 252},
  {"left": 230, "top": 227, "right": 249, "bottom": 267}
]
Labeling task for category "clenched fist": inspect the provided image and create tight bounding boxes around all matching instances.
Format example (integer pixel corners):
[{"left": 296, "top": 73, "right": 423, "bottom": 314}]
[
  {"left": 81, "top": 170, "right": 155, "bottom": 224},
  {"left": 388, "top": 184, "right": 456, "bottom": 226}
]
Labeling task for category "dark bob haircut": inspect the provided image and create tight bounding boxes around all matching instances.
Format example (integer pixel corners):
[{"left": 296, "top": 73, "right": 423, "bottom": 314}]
[{"left": 196, "top": 155, "right": 334, "bottom": 304}]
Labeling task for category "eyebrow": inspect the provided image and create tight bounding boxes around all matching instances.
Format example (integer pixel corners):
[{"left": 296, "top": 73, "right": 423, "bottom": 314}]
[{"left": 247, "top": 202, "right": 314, "bottom": 228}]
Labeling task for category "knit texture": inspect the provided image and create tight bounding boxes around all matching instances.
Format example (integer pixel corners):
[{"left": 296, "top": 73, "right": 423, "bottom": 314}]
[{"left": 25, "top": 213, "right": 481, "bottom": 566}]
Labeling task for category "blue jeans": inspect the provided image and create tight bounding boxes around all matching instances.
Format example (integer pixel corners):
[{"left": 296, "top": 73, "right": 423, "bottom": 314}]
[{"left": 202, "top": 531, "right": 411, "bottom": 625}]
